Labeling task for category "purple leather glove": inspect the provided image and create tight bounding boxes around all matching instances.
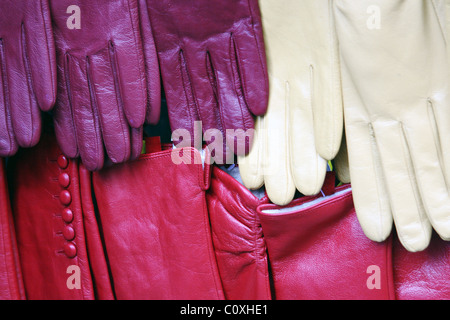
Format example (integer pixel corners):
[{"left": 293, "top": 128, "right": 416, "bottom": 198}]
[
  {"left": 146, "top": 0, "right": 268, "bottom": 162},
  {"left": 50, "top": 0, "right": 160, "bottom": 171},
  {"left": 0, "top": 0, "right": 56, "bottom": 157}
]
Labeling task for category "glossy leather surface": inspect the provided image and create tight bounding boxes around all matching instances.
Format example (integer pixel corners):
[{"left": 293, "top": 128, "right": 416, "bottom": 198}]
[
  {"left": 206, "top": 165, "right": 271, "bottom": 300},
  {"left": 8, "top": 126, "right": 102, "bottom": 299},
  {"left": 258, "top": 176, "right": 395, "bottom": 300},
  {"left": 0, "top": 159, "right": 25, "bottom": 300},
  {"left": 146, "top": 0, "right": 268, "bottom": 162},
  {"left": 0, "top": 0, "right": 56, "bottom": 156},
  {"left": 393, "top": 231, "right": 450, "bottom": 300},
  {"left": 50, "top": 0, "right": 160, "bottom": 171},
  {"left": 92, "top": 145, "right": 224, "bottom": 300}
]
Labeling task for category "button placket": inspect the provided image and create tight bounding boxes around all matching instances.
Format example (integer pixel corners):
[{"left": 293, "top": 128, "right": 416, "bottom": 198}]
[{"left": 56, "top": 154, "right": 77, "bottom": 259}]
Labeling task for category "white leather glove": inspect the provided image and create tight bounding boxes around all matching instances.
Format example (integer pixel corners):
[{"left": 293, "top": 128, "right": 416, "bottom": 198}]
[
  {"left": 238, "top": 0, "right": 344, "bottom": 205},
  {"left": 334, "top": 0, "right": 450, "bottom": 252}
]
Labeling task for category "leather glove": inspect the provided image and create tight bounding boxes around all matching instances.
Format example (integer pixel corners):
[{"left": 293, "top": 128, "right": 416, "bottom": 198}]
[
  {"left": 92, "top": 141, "right": 224, "bottom": 300},
  {"left": 0, "top": 0, "right": 56, "bottom": 157},
  {"left": 393, "top": 231, "right": 450, "bottom": 300},
  {"left": 146, "top": 0, "right": 269, "bottom": 163},
  {"left": 9, "top": 124, "right": 112, "bottom": 299},
  {"left": 334, "top": 0, "right": 450, "bottom": 252},
  {"left": 50, "top": 0, "right": 160, "bottom": 171},
  {"left": 238, "top": 0, "right": 343, "bottom": 205},
  {"left": 258, "top": 174, "right": 395, "bottom": 300},
  {"left": 0, "top": 159, "right": 25, "bottom": 300},
  {"left": 207, "top": 165, "right": 271, "bottom": 300}
]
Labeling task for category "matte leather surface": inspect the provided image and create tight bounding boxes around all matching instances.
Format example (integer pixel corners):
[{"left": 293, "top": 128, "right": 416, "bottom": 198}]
[
  {"left": 239, "top": 0, "right": 343, "bottom": 205},
  {"left": 334, "top": 0, "right": 450, "bottom": 252}
]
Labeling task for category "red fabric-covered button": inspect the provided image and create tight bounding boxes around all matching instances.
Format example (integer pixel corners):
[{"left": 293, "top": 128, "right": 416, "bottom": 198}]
[
  {"left": 63, "top": 226, "right": 75, "bottom": 241},
  {"left": 58, "top": 173, "right": 70, "bottom": 188},
  {"left": 60, "top": 190, "right": 72, "bottom": 206},
  {"left": 57, "top": 155, "right": 69, "bottom": 169},
  {"left": 62, "top": 208, "right": 74, "bottom": 223},
  {"left": 64, "top": 242, "right": 77, "bottom": 259}
]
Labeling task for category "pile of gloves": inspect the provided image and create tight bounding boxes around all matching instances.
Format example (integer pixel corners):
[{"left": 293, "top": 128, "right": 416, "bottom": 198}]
[{"left": 1, "top": 0, "right": 450, "bottom": 300}]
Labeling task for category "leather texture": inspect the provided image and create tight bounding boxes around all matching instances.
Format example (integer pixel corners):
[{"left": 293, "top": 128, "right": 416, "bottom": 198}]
[
  {"left": 8, "top": 125, "right": 112, "bottom": 299},
  {"left": 206, "top": 165, "right": 271, "bottom": 300},
  {"left": 0, "top": 159, "right": 25, "bottom": 300},
  {"left": 50, "top": 0, "right": 160, "bottom": 171},
  {"left": 393, "top": 231, "right": 450, "bottom": 300},
  {"left": 334, "top": 0, "right": 450, "bottom": 252},
  {"left": 92, "top": 143, "right": 224, "bottom": 300},
  {"left": 0, "top": 0, "right": 56, "bottom": 157},
  {"left": 146, "top": 0, "right": 268, "bottom": 163},
  {"left": 238, "top": 0, "right": 344, "bottom": 205},
  {"left": 258, "top": 176, "right": 396, "bottom": 300}
]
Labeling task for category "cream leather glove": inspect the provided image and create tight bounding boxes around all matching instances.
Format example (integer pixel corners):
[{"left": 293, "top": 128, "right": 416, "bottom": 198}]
[
  {"left": 334, "top": 0, "right": 450, "bottom": 252},
  {"left": 238, "top": 0, "right": 344, "bottom": 205}
]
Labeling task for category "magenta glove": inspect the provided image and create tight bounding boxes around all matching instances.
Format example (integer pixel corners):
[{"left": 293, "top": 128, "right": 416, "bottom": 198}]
[
  {"left": 50, "top": 0, "right": 160, "bottom": 171},
  {"left": 0, "top": 0, "right": 56, "bottom": 157},
  {"left": 146, "top": 0, "right": 268, "bottom": 162}
]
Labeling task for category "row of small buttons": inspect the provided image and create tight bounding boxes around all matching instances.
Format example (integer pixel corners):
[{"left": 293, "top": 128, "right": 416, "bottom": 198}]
[{"left": 57, "top": 154, "right": 77, "bottom": 259}]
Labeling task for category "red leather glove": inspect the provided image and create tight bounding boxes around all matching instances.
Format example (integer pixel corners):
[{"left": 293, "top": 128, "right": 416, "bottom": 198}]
[
  {"left": 258, "top": 175, "right": 396, "bottom": 300},
  {"left": 0, "top": 0, "right": 56, "bottom": 156},
  {"left": 92, "top": 142, "right": 224, "bottom": 300},
  {"left": 393, "top": 231, "right": 450, "bottom": 300},
  {"left": 0, "top": 159, "right": 25, "bottom": 300},
  {"left": 206, "top": 165, "right": 271, "bottom": 300},
  {"left": 8, "top": 124, "right": 113, "bottom": 299}
]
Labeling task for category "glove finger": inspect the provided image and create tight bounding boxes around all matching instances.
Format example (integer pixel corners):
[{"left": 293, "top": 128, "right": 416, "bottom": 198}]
[
  {"left": 231, "top": 0, "right": 269, "bottom": 116},
  {"left": 0, "top": 44, "right": 18, "bottom": 156},
  {"left": 53, "top": 57, "right": 78, "bottom": 159},
  {"left": 208, "top": 42, "right": 255, "bottom": 156},
  {"left": 112, "top": 0, "right": 147, "bottom": 129},
  {"left": 182, "top": 48, "right": 229, "bottom": 163},
  {"left": 333, "top": 131, "right": 351, "bottom": 184},
  {"left": 405, "top": 110, "right": 450, "bottom": 242},
  {"left": 130, "top": 126, "right": 143, "bottom": 161},
  {"left": 66, "top": 54, "right": 104, "bottom": 171},
  {"left": 24, "top": 0, "right": 56, "bottom": 112},
  {"left": 289, "top": 80, "right": 327, "bottom": 196},
  {"left": 312, "top": 59, "right": 343, "bottom": 161},
  {"left": 345, "top": 121, "right": 393, "bottom": 244},
  {"left": 4, "top": 32, "right": 41, "bottom": 148},
  {"left": 89, "top": 46, "right": 131, "bottom": 165},
  {"left": 160, "top": 49, "right": 201, "bottom": 150},
  {"left": 238, "top": 116, "right": 265, "bottom": 190},
  {"left": 263, "top": 80, "right": 296, "bottom": 206},
  {"left": 138, "top": 0, "right": 161, "bottom": 125},
  {"left": 310, "top": 0, "right": 343, "bottom": 161},
  {"left": 431, "top": 86, "right": 450, "bottom": 201},
  {"left": 373, "top": 121, "right": 432, "bottom": 252}
]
